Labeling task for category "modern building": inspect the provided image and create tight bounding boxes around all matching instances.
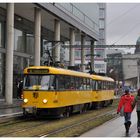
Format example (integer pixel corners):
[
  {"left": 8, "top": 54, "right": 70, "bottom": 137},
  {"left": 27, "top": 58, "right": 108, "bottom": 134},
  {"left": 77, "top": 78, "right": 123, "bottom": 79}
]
[
  {"left": 74, "top": 3, "right": 107, "bottom": 73},
  {"left": 97, "top": 3, "right": 106, "bottom": 45},
  {"left": 0, "top": 3, "right": 101, "bottom": 104}
]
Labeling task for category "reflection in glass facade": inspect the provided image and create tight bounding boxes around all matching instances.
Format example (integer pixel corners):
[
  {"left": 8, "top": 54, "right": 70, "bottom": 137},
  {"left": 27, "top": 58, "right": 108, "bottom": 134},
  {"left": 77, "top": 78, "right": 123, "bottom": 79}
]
[
  {"left": 14, "top": 29, "right": 25, "bottom": 52},
  {"left": 26, "top": 34, "right": 34, "bottom": 55},
  {"left": 13, "top": 56, "right": 28, "bottom": 98},
  {"left": 26, "top": 34, "right": 34, "bottom": 66}
]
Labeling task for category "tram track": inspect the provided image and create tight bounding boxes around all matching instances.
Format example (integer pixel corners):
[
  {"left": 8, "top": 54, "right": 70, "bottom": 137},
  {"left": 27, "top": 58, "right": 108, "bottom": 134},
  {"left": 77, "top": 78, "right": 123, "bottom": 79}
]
[
  {"left": 0, "top": 99, "right": 119, "bottom": 137},
  {"left": 39, "top": 110, "right": 117, "bottom": 137},
  {"left": 0, "top": 116, "right": 51, "bottom": 137}
]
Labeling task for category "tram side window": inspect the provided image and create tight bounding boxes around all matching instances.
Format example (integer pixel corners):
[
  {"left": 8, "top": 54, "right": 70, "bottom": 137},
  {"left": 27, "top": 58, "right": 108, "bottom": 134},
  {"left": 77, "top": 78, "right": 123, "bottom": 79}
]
[
  {"left": 80, "top": 78, "right": 87, "bottom": 90},
  {"left": 65, "top": 76, "right": 70, "bottom": 90},
  {"left": 63, "top": 76, "right": 76, "bottom": 90},
  {"left": 57, "top": 75, "right": 65, "bottom": 90},
  {"left": 75, "top": 77, "right": 80, "bottom": 90},
  {"left": 98, "top": 81, "right": 102, "bottom": 90},
  {"left": 104, "top": 81, "right": 107, "bottom": 90},
  {"left": 108, "top": 82, "right": 112, "bottom": 89},
  {"left": 107, "top": 82, "right": 109, "bottom": 89},
  {"left": 111, "top": 82, "right": 113, "bottom": 89},
  {"left": 93, "top": 80, "right": 98, "bottom": 90},
  {"left": 70, "top": 76, "right": 76, "bottom": 90},
  {"left": 108, "top": 82, "right": 111, "bottom": 90},
  {"left": 101, "top": 81, "right": 104, "bottom": 90},
  {"left": 48, "top": 75, "right": 56, "bottom": 90},
  {"left": 87, "top": 79, "right": 92, "bottom": 90},
  {"left": 92, "top": 80, "right": 96, "bottom": 90}
]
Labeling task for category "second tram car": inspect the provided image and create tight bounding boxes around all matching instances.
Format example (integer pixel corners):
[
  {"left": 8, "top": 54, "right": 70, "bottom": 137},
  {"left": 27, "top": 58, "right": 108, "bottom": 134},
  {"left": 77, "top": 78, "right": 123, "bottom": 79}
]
[{"left": 22, "top": 66, "right": 115, "bottom": 117}]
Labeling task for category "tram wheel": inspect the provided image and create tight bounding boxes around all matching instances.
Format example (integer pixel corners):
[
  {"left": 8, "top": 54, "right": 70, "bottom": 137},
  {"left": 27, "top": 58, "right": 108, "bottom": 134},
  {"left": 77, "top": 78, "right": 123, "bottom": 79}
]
[
  {"left": 63, "top": 107, "right": 70, "bottom": 118},
  {"left": 23, "top": 108, "right": 28, "bottom": 118}
]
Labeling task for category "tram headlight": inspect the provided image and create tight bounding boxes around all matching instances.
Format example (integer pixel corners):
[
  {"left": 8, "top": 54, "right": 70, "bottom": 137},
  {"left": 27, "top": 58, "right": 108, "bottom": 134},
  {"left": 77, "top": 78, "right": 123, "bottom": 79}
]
[
  {"left": 43, "top": 99, "right": 48, "bottom": 104},
  {"left": 23, "top": 98, "right": 28, "bottom": 103}
]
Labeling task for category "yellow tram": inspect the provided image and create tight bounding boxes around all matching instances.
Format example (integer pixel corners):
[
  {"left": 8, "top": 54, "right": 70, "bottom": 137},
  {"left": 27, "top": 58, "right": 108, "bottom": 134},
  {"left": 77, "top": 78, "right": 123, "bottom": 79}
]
[{"left": 22, "top": 66, "right": 115, "bottom": 117}]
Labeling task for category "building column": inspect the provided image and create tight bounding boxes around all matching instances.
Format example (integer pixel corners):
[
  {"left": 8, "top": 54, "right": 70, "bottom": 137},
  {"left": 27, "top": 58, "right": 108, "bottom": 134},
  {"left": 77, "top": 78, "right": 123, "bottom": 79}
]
[
  {"left": 90, "top": 40, "right": 95, "bottom": 72},
  {"left": 81, "top": 35, "right": 86, "bottom": 72},
  {"left": 69, "top": 28, "right": 75, "bottom": 66},
  {"left": 54, "top": 19, "right": 60, "bottom": 62},
  {"left": 5, "top": 3, "right": 14, "bottom": 104},
  {"left": 34, "top": 7, "right": 41, "bottom": 66}
]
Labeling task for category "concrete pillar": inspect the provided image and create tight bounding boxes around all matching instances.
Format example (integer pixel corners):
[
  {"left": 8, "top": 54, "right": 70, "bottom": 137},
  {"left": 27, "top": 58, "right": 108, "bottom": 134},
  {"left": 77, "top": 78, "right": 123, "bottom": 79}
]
[
  {"left": 90, "top": 41, "right": 95, "bottom": 72},
  {"left": 54, "top": 19, "right": 60, "bottom": 62},
  {"left": 34, "top": 7, "right": 41, "bottom": 66},
  {"left": 69, "top": 28, "right": 75, "bottom": 66},
  {"left": 81, "top": 35, "right": 86, "bottom": 72},
  {"left": 5, "top": 3, "right": 14, "bottom": 104}
]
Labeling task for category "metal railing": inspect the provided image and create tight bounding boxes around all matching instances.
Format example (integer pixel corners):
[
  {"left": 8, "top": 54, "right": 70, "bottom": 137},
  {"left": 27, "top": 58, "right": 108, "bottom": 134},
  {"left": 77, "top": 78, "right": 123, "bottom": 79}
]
[{"left": 54, "top": 3, "right": 99, "bottom": 33}]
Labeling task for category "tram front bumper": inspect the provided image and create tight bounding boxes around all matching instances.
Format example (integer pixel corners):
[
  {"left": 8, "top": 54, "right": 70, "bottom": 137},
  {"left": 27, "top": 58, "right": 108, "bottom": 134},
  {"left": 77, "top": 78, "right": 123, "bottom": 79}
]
[{"left": 24, "top": 107, "right": 37, "bottom": 114}]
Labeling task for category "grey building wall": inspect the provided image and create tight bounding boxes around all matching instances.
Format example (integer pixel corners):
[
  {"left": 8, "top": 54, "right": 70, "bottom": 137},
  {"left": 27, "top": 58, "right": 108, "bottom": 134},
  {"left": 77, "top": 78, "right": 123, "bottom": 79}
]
[{"left": 122, "top": 54, "right": 140, "bottom": 80}]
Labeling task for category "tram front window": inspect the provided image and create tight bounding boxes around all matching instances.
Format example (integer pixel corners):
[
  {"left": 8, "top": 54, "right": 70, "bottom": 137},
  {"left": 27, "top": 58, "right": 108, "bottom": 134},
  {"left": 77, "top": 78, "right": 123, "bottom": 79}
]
[{"left": 23, "top": 75, "right": 55, "bottom": 90}]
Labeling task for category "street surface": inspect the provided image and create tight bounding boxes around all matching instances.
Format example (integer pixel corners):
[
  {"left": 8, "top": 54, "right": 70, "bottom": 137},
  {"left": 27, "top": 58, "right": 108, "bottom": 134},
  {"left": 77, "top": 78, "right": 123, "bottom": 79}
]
[
  {"left": 81, "top": 109, "right": 140, "bottom": 137},
  {"left": 0, "top": 108, "right": 22, "bottom": 117}
]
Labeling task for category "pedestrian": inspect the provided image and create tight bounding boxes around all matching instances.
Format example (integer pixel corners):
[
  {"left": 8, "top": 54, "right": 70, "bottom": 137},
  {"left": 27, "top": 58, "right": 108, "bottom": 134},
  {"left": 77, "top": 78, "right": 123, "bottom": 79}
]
[
  {"left": 132, "top": 88, "right": 140, "bottom": 133},
  {"left": 17, "top": 80, "right": 23, "bottom": 99},
  {"left": 117, "top": 89, "right": 134, "bottom": 134}
]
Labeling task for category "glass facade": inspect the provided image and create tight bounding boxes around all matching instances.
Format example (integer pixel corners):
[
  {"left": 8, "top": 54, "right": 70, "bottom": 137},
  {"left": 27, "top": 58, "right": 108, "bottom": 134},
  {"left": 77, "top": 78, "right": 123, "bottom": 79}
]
[
  {"left": 26, "top": 34, "right": 34, "bottom": 55},
  {"left": 0, "top": 20, "right": 5, "bottom": 98},
  {"left": 0, "top": 7, "right": 36, "bottom": 98},
  {"left": 14, "top": 29, "right": 25, "bottom": 52},
  {"left": 0, "top": 22, "right": 4, "bottom": 48},
  {"left": 0, "top": 3, "right": 103, "bottom": 99},
  {"left": 0, "top": 53, "right": 5, "bottom": 98},
  {"left": 13, "top": 56, "right": 29, "bottom": 98},
  {"left": 26, "top": 34, "right": 34, "bottom": 66},
  {"left": 55, "top": 3, "right": 99, "bottom": 33}
]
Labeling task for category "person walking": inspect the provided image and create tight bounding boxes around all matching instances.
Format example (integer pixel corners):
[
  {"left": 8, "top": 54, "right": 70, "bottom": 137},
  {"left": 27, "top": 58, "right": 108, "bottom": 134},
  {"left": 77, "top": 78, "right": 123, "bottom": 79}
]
[
  {"left": 17, "top": 80, "right": 23, "bottom": 99},
  {"left": 117, "top": 89, "right": 134, "bottom": 134},
  {"left": 132, "top": 88, "right": 140, "bottom": 133}
]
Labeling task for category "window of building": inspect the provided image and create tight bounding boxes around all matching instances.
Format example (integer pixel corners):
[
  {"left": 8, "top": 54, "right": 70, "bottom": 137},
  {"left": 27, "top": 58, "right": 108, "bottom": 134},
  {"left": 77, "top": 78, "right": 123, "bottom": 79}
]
[
  {"left": 99, "top": 9, "right": 105, "bottom": 18},
  {"left": 14, "top": 28, "right": 25, "bottom": 52},
  {"left": 13, "top": 56, "right": 28, "bottom": 98},
  {"left": 99, "top": 20, "right": 104, "bottom": 29},
  {"left": 75, "top": 49, "right": 81, "bottom": 59},
  {"left": 26, "top": 34, "right": 34, "bottom": 55}
]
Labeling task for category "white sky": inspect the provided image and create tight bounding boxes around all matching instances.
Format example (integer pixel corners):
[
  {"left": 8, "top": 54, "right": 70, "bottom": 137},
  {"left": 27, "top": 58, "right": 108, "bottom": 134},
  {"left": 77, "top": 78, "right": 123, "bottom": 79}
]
[{"left": 106, "top": 3, "right": 140, "bottom": 45}]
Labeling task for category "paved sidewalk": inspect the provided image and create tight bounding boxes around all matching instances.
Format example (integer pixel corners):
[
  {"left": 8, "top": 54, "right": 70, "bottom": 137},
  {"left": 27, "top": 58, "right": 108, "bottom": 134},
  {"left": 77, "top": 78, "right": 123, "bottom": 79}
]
[{"left": 0, "top": 99, "right": 23, "bottom": 118}]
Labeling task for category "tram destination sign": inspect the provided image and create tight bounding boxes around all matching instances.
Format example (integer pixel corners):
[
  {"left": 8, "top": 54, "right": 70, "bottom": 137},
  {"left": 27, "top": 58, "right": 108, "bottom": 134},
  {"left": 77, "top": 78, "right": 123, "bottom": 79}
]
[{"left": 27, "top": 69, "right": 49, "bottom": 74}]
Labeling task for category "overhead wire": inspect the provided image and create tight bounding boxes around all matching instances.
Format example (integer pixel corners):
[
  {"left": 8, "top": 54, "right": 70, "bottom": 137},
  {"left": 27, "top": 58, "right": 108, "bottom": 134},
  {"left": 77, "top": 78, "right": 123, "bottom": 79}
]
[
  {"left": 107, "top": 4, "right": 140, "bottom": 45},
  {"left": 110, "top": 22, "right": 140, "bottom": 45},
  {"left": 107, "top": 4, "right": 139, "bottom": 26}
]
